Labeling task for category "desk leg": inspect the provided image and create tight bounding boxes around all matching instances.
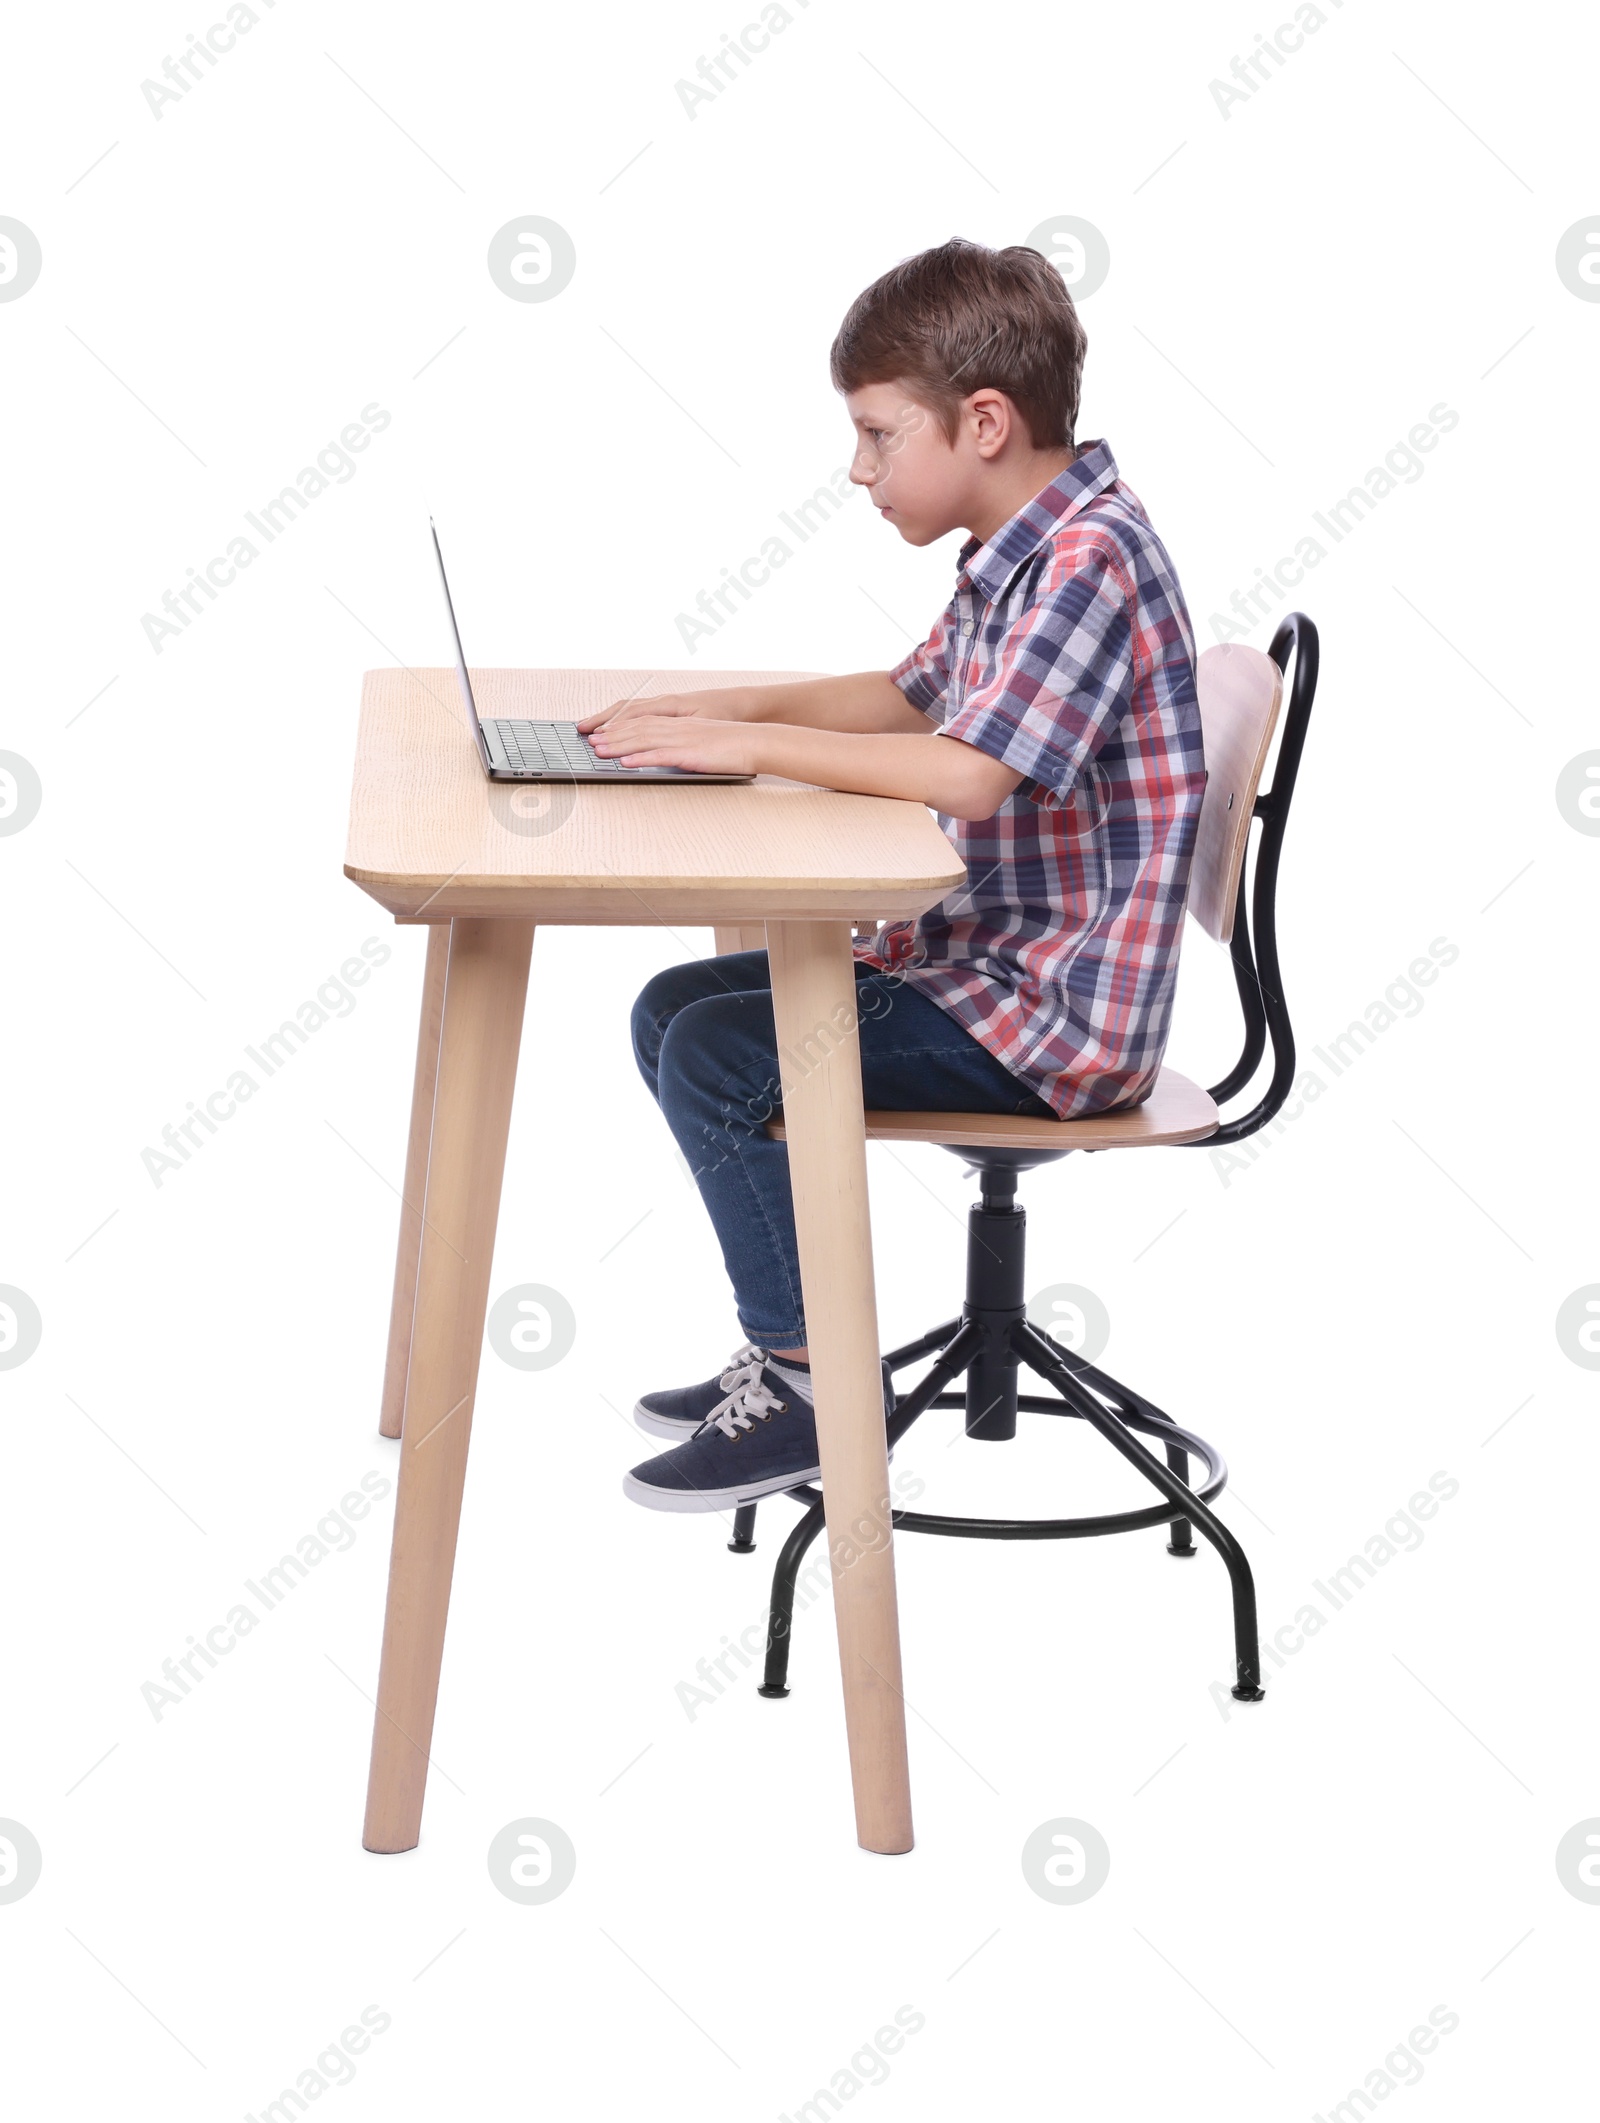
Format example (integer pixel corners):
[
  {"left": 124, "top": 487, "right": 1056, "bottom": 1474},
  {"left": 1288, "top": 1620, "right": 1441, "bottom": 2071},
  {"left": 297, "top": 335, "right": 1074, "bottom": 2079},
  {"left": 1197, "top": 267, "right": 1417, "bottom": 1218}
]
[
  {"left": 713, "top": 923, "right": 768, "bottom": 955},
  {"left": 363, "top": 917, "right": 535, "bottom": 1853},
  {"left": 765, "top": 919, "right": 913, "bottom": 1856},
  {"left": 379, "top": 924, "right": 451, "bottom": 1440}
]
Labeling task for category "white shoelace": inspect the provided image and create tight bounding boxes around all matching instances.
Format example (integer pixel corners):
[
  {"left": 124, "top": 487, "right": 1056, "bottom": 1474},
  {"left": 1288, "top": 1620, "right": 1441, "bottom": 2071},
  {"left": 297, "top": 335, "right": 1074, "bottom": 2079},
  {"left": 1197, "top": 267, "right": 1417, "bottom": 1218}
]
[{"left": 700, "top": 1343, "right": 790, "bottom": 1439}]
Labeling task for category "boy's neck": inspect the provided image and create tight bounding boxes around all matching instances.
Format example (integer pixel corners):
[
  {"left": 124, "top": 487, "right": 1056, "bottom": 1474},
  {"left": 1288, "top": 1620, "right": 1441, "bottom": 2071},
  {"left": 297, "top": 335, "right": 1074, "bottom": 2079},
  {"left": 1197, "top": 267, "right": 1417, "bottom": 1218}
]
[{"left": 965, "top": 445, "right": 1078, "bottom": 546}]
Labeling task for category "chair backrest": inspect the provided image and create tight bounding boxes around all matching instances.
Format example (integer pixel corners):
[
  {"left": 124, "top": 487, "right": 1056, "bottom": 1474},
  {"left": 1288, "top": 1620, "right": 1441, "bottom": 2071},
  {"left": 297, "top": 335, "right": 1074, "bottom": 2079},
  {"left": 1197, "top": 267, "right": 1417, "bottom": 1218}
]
[{"left": 1188, "top": 644, "right": 1284, "bottom": 943}]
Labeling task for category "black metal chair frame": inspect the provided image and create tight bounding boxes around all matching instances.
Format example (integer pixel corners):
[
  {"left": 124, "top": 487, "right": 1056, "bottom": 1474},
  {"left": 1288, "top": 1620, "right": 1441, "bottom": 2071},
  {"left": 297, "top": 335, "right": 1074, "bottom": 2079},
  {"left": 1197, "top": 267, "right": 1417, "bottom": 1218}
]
[{"left": 726, "top": 612, "right": 1320, "bottom": 1709}]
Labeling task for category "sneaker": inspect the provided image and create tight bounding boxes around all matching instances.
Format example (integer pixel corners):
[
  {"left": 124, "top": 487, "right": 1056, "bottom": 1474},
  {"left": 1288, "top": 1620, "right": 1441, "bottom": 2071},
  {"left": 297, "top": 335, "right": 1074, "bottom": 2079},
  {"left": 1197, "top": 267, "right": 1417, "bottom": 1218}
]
[
  {"left": 623, "top": 1358, "right": 895, "bottom": 1514},
  {"left": 633, "top": 1342, "right": 775, "bottom": 1441}
]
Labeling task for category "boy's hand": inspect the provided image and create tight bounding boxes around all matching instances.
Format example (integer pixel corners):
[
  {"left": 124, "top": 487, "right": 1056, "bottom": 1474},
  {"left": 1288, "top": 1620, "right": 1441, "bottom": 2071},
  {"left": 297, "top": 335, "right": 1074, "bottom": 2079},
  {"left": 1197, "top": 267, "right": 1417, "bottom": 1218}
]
[
  {"left": 576, "top": 688, "right": 748, "bottom": 738},
  {"left": 588, "top": 713, "right": 765, "bottom": 777}
]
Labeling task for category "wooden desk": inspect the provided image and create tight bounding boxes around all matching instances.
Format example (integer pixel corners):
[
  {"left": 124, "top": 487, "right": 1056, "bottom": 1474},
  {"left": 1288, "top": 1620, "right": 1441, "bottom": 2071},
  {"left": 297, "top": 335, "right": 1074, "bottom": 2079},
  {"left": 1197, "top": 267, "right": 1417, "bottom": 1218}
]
[{"left": 345, "top": 666, "right": 967, "bottom": 1856}]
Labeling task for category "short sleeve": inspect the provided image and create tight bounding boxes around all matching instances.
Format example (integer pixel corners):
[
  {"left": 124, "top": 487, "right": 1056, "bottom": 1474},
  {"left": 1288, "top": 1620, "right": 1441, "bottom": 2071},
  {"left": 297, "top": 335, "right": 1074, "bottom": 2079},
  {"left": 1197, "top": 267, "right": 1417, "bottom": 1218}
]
[
  {"left": 890, "top": 606, "right": 953, "bottom": 720},
  {"left": 938, "top": 557, "right": 1133, "bottom": 810}
]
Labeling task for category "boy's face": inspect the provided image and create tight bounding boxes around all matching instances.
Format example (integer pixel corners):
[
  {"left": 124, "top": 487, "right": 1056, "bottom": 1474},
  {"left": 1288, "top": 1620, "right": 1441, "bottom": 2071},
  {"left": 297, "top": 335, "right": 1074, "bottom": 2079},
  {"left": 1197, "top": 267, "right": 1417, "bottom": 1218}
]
[{"left": 844, "top": 382, "right": 968, "bottom": 547}]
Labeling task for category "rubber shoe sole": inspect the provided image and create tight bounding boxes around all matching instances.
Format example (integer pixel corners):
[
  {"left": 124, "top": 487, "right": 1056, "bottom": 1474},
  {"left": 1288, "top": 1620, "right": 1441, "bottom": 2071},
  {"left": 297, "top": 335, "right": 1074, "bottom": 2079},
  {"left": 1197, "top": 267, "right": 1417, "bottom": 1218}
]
[{"left": 622, "top": 1461, "right": 822, "bottom": 1512}]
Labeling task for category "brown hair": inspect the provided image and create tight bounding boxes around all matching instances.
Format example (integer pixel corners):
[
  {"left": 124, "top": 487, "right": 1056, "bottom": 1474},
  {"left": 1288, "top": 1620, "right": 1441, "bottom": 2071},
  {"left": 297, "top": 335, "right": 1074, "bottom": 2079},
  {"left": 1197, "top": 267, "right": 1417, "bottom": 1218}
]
[{"left": 830, "top": 237, "right": 1087, "bottom": 452}]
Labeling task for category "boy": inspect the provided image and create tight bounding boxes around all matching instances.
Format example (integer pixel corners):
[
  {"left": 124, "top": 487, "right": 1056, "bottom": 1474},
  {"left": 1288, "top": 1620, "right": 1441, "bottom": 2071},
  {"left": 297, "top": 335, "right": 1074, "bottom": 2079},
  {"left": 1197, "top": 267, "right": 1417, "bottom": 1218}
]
[{"left": 575, "top": 237, "right": 1204, "bottom": 1513}]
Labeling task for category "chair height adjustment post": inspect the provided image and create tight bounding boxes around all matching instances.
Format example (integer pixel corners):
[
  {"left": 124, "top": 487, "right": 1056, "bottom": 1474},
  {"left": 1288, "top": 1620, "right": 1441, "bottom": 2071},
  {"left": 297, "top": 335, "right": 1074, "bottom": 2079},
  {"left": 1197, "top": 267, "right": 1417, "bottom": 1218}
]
[{"left": 962, "top": 1185, "right": 1028, "bottom": 1442}]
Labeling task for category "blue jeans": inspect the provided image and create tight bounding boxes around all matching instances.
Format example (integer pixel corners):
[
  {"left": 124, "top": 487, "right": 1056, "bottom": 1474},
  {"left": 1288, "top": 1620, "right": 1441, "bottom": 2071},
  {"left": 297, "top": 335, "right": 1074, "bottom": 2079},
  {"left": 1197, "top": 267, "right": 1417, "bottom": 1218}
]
[{"left": 631, "top": 949, "right": 1055, "bottom": 1347}]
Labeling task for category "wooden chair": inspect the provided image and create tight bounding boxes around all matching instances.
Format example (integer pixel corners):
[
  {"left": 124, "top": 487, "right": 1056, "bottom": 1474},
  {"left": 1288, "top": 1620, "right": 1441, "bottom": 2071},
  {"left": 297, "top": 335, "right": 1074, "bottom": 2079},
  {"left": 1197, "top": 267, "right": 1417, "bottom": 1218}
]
[{"left": 738, "top": 611, "right": 1320, "bottom": 1707}]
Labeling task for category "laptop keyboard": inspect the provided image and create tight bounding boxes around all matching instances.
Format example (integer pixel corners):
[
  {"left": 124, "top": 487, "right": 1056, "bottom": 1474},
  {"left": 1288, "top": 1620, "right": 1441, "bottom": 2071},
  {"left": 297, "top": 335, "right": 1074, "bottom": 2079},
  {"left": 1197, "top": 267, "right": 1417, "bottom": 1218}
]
[{"left": 489, "top": 718, "right": 640, "bottom": 775}]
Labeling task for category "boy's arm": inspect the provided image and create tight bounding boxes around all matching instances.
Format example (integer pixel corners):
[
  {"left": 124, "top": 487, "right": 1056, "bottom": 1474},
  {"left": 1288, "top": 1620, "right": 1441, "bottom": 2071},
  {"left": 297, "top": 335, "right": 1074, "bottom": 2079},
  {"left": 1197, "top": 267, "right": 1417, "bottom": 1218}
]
[
  {"left": 589, "top": 714, "right": 1023, "bottom": 822},
  {"left": 756, "top": 726, "right": 1024, "bottom": 820},
  {"left": 576, "top": 671, "right": 932, "bottom": 738}
]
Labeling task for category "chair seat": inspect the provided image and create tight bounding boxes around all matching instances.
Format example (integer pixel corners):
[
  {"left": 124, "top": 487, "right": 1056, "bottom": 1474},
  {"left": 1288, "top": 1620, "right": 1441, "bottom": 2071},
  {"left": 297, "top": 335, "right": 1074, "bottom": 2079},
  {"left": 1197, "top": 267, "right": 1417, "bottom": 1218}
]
[{"left": 766, "top": 1064, "right": 1219, "bottom": 1153}]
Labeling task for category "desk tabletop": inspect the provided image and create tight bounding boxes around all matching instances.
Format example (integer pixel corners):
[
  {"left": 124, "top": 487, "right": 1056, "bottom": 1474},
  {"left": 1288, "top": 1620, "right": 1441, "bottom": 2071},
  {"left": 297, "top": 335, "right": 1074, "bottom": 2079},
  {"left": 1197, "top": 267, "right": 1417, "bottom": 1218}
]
[{"left": 344, "top": 667, "right": 967, "bottom": 925}]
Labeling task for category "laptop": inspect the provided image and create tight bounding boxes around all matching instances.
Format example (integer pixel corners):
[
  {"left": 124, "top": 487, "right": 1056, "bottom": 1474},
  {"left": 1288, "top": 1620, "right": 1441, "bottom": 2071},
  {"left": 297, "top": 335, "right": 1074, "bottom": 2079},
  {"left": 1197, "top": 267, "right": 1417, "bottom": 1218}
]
[{"left": 429, "top": 519, "right": 754, "bottom": 784}]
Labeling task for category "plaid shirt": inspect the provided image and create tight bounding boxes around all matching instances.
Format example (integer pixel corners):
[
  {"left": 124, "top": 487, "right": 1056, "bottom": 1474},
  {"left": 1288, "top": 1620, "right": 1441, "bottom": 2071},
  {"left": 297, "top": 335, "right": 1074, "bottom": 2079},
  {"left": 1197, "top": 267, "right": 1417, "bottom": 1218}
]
[{"left": 853, "top": 440, "right": 1204, "bottom": 1119}]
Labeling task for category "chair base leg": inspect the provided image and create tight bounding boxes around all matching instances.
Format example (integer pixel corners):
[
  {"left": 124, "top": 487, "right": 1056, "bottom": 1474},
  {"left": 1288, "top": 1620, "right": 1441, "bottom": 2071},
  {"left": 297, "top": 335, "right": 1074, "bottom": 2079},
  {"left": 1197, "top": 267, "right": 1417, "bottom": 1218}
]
[
  {"left": 1014, "top": 1318, "right": 1264, "bottom": 1703},
  {"left": 1165, "top": 1442, "right": 1197, "bottom": 1557},
  {"left": 751, "top": 1310, "right": 1264, "bottom": 1707},
  {"left": 727, "top": 1504, "right": 758, "bottom": 1554},
  {"left": 758, "top": 1493, "right": 829, "bottom": 1698}
]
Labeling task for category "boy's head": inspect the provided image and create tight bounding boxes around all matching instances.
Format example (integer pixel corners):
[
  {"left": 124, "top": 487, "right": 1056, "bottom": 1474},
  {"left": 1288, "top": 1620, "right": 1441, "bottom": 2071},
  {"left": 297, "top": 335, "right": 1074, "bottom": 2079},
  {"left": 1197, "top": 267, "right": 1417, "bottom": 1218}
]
[{"left": 831, "top": 237, "right": 1088, "bottom": 546}]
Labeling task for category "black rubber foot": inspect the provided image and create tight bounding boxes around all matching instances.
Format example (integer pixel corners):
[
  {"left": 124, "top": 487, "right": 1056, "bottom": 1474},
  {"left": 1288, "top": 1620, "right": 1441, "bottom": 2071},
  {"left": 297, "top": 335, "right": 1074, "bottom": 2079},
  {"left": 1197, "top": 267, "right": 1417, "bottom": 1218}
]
[
  {"left": 1231, "top": 1683, "right": 1266, "bottom": 1702},
  {"left": 1165, "top": 1542, "right": 1197, "bottom": 1558},
  {"left": 727, "top": 1540, "right": 756, "bottom": 1554},
  {"left": 757, "top": 1684, "right": 790, "bottom": 1699}
]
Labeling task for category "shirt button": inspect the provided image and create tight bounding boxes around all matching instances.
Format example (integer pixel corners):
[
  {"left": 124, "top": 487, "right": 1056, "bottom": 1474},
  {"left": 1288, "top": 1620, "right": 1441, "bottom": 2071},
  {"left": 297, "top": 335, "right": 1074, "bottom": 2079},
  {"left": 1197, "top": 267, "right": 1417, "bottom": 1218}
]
[{"left": 961, "top": 620, "right": 974, "bottom": 635}]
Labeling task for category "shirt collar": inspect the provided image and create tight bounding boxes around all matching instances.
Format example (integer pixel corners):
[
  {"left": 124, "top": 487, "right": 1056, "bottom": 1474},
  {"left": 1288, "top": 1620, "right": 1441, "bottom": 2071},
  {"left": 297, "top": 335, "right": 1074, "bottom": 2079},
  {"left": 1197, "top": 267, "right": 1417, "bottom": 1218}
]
[{"left": 956, "top": 438, "right": 1121, "bottom": 604}]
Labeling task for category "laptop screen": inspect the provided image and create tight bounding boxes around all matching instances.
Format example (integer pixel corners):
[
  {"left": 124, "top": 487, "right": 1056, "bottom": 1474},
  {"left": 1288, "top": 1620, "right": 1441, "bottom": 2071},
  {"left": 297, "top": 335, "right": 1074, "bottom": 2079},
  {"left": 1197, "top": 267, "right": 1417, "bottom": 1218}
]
[{"left": 429, "top": 519, "right": 492, "bottom": 771}]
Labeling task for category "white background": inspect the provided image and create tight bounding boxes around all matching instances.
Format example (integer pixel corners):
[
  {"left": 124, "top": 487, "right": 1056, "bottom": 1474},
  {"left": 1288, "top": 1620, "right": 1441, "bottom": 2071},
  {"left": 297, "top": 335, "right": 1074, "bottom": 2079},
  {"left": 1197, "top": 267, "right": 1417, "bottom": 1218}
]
[{"left": 3, "top": 0, "right": 1596, "bottom": 2114}]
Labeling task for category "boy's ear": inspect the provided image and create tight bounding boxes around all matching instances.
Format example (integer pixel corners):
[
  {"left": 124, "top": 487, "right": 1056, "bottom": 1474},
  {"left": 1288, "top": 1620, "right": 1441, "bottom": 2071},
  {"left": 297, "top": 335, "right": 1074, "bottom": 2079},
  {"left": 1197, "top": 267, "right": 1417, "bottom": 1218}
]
[{"left": 965, "top": 388, "right": 1015, "bottom": 458}]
